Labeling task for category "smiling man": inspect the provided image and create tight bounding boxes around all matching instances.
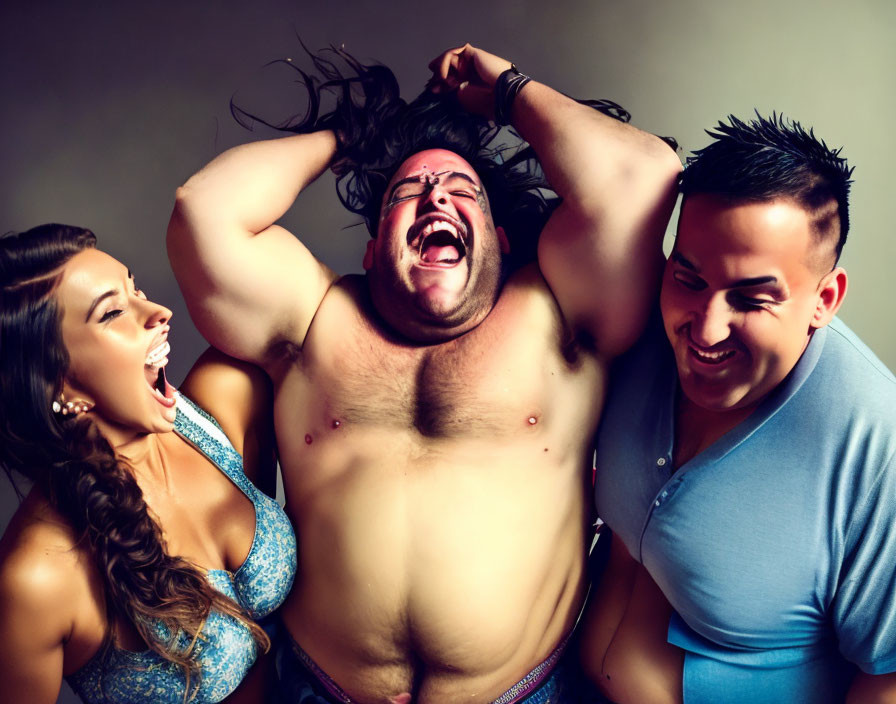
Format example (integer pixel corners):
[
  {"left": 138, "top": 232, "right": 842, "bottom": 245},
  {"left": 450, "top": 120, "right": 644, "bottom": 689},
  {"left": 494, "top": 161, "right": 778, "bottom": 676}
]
[
  {"left": 166, "top": 44, "right": 679, "bottom": 703},
  {"left": 582, "top": 115, "right": 896, "bottom": 703}
]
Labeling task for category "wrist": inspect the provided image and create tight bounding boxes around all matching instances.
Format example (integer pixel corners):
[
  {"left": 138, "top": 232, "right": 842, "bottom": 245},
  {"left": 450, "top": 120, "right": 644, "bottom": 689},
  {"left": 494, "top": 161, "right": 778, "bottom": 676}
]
[{"left": 494, "top": 65, "right": 532, "bottom": 126}]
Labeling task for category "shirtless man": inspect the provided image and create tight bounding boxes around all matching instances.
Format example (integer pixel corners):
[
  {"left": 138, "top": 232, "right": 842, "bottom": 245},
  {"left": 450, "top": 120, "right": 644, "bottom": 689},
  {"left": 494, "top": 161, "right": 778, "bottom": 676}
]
[{"left": 167, "top": 44, "right": 680, "bottom": 703}]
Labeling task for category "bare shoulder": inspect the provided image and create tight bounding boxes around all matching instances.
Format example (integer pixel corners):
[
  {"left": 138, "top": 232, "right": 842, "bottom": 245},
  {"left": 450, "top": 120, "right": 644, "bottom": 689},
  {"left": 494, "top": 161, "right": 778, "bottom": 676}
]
[
  {"left": 180, "top": 348, "right": 278, "bottom": 490},
  {"left": 306, "top": 273, "right": 387, "bottom": 340},
  {"left": 0, "top": 492, "right": 87, "bottom": 634},
  {"left": 501, "top": 262, "right": 559, "bottom": 300},
  {"left": 502, "top": 262, "right": 591, "bottom": 349},
  {"left": 180, "top": 347, "right": 273, "bottom": 445}
]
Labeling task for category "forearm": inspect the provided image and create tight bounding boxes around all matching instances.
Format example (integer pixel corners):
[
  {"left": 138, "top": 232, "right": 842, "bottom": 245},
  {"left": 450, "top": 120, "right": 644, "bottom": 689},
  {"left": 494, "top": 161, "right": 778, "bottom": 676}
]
[{"left": 173, "top": 130, "right": 338, "bottom": 237}]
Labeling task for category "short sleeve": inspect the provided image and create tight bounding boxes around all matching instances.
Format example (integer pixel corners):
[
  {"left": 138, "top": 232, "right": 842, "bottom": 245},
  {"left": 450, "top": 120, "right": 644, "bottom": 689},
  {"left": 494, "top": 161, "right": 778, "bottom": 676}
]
[{"left": 832, "top": 451, "right": 896, "bottom": 674}]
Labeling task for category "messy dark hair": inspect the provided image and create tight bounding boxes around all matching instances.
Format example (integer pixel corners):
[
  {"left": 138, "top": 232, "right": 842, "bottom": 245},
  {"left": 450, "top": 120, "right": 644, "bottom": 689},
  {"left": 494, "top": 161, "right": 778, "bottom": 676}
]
[
  {"left": 233, "top": 45, "right": 636, "bottom": 270},
  {"left": 681, "top": 113, "right": 853, "bottom": 260}
]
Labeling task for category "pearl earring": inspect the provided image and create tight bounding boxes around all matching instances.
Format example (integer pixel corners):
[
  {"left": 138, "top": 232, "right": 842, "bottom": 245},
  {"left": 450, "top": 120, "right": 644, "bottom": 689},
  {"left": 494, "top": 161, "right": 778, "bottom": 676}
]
[{"left": 52, "top": 396, "right": 94, "bottom": 417}]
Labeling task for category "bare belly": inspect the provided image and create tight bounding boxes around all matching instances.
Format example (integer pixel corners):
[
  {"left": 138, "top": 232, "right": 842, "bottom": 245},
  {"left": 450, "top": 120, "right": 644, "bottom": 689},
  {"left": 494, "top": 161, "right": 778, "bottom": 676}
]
[
  {"left": 279, "top": 428, "right": 589, "bottom": 703},
  {"left": 579, "top": 540, "right": 683, "bottom": 704}
]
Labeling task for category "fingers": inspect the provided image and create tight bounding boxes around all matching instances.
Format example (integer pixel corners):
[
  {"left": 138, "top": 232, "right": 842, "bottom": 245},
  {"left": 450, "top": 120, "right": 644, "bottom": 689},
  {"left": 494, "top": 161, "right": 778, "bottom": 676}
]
[
  {"left": 425, "top": 44, "right": 515, "bottom": 122},
  {"left": 427, "top": 43, "right": 474, "bottom": 94},
  {"left": 427, "top": 43, "right": 472, "bottom": 75}
]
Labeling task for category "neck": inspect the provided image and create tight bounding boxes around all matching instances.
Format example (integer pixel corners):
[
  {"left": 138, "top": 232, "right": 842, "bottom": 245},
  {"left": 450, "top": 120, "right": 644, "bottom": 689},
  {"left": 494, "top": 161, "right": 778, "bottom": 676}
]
[
  {"left": 114, "top": 432, "right": 174, "bottom": 491},
  {"left": 673, "top": 392, "right": 757, "bottom": 468}
]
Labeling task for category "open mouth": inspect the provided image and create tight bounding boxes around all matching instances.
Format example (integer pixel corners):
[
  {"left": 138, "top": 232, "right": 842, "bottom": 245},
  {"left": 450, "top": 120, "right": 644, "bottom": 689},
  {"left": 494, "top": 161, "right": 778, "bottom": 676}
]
[
  {"left": 688, "top": 345, "right": 736, "bottom": 365},
  {"left": 144, "top": 340, "right": 176, "bottom": 405},
  {"left": 409, "top": 217, "right": 468, "bottom": 266}
]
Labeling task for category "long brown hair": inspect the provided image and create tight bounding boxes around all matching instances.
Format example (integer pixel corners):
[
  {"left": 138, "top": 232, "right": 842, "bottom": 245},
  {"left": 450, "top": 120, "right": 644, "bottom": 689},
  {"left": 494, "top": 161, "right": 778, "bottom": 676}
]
[{"left": 0, "top": 224, "right": 268, "bottom": 694}]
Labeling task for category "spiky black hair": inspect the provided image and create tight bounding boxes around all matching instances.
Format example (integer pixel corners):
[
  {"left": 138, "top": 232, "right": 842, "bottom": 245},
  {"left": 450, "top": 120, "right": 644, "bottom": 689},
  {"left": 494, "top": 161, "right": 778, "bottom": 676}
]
[{"left": 681, "top": 112, "right": 854, "bottom": 259}]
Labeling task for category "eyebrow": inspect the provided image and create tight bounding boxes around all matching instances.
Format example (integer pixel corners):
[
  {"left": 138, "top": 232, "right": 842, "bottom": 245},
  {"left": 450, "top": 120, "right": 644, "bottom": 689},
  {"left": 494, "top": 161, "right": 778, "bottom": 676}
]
[
  {"left": 85, "top": 290, "right": 118, "bottom": 322},
  {"left": 84, "top": 270, "right": 134, "bottom": 322},
  {"left": 670, "top": 252, "right": 780, "bottom": 289},
  {"left": 387, "top": 170, "right": 480, "bottom": 200}
]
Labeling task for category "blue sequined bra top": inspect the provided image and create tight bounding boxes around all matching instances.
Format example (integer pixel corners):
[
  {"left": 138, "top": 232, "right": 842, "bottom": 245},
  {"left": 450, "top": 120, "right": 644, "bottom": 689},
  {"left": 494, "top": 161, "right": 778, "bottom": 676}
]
[{"left": 66, "top": 394, "right": 297, "bottom": 703}]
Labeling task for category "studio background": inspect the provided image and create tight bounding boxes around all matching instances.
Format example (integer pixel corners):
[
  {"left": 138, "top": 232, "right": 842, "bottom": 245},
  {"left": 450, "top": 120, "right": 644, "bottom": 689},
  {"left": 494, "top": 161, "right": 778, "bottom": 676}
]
[{"left": 1, "top": 2, "right": 893, "bottom": 701}]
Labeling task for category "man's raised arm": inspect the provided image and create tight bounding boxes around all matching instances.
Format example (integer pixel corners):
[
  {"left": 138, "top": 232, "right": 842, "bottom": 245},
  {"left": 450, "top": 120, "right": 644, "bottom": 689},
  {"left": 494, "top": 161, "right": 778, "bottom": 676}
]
[
  {"left": 167, "top": 130, "right": 339, "bottom": 365},
  {"left": 429, "top": 45, "right": 681, "bottom": 358}
]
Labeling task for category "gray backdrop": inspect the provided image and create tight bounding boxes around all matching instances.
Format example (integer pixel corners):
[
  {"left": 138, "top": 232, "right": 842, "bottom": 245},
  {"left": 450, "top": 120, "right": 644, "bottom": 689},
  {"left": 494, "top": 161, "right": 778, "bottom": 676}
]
[{"left": 1, "top": 2, "right": 893, "bottom": 701}]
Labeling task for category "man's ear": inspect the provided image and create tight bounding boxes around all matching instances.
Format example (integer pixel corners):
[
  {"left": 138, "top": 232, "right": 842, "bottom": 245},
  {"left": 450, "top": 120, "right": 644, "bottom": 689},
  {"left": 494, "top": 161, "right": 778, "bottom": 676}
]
[
  {"left": 363, "top": 239, "right": 376, "bottom": 271},
  {"left": 810, "top": 266, "right": 847, "bottom": 329},
  {"left": 496, "top": 226, "right": 510, "bottom": 255}
]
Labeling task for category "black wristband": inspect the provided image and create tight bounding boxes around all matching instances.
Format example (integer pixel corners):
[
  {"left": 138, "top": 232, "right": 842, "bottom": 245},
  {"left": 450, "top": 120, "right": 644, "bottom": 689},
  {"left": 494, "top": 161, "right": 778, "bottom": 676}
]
[{"left": 494, "top": 64, "right": 532, "bottom": 126}]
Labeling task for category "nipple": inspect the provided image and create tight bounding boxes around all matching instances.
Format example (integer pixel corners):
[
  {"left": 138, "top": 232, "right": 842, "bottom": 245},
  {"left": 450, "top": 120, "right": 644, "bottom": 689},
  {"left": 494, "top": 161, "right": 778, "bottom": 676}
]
[{"left": 305, "top": 434, "right": 313, "bottom": 445}]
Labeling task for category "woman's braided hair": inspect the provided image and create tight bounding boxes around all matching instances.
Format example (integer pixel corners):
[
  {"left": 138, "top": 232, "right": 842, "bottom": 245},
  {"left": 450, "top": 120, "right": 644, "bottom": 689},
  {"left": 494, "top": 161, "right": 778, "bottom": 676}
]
[{"left": 0, "top": 224, "right": 268, "bottom": 698}]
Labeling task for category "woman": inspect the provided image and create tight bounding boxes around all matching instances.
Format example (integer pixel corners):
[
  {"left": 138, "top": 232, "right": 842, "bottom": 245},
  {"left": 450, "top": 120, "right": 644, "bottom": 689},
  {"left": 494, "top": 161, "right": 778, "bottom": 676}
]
[{"left": 0, "top": 223, "right": 297, "bottom": 703}]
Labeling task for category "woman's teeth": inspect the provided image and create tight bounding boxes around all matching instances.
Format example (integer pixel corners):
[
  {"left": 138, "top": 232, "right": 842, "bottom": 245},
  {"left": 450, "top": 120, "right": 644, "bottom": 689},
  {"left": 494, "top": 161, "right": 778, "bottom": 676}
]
[{"left": 145, "top": 341, "right": 170, "bottom": 368}]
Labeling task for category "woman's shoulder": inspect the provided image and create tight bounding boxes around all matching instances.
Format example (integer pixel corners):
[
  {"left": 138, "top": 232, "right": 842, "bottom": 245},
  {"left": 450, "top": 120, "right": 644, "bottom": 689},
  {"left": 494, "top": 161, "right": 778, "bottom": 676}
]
[
  {"left": 178, "top": 347, "right": 277, "bottom": 492},
  {"left": 0, "top": 491, "right": 90, "bottom": 603},
  {"left": 0, "top": 490, "right": 97, "bottom": 645},
  {"left": 0, "top": 490, "right": 109, "bottom": 685},
  {"left": 179, "top": 347, "right": 273, "bottom": 452}
]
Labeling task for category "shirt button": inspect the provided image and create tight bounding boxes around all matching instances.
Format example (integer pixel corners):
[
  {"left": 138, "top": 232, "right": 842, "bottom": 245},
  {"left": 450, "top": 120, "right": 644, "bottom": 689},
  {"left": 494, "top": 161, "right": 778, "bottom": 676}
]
[
  {"left": 655, "top": 500, "right": 661, "bottom": 506},
  {"left": 657, "top": 457, "right": 667, "bottom": 467}
]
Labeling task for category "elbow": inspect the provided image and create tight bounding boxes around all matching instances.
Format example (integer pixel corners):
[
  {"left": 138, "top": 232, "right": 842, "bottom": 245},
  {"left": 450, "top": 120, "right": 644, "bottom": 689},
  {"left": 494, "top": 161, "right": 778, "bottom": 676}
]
[
  {"left": 170, "top": 184, "right": 197, "bottom": 221},
  {"left": 655, "top": 135, "right": 684, "bottom": 187},
  {"left": 637, "top": 130, "right": 682, "bottom": 188},
  {"left": 166, "top": 191, "right": 198, "bottom": 264}
]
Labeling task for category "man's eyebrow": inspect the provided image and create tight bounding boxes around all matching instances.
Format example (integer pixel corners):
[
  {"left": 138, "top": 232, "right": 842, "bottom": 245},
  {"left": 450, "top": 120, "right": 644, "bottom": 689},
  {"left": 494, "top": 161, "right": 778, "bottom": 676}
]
[
  {"left": 443, "top": 172, "right": 479, "bottom": 187},
  {"left": 85, "top": 290, "right": 118, "bottom": 322},
  {"left": 730, "top": 275, "right": 779, "bottom": 289},
  {"left": 387, "top": 176, "right": 422, "bottom": 199},
  {"left": 670, "top": 251, "right": 697, "bottom": 271},
  {"left": 671, "top": 252, "right": 780, "bottom": 289},
  {"left": 387, "top": 171, "right": 480, "bottom": 200}
]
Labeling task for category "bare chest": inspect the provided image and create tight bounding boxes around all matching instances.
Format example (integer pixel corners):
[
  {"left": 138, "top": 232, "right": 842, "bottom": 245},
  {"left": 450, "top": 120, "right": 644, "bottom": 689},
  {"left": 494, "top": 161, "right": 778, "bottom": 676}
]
[
  {"left": 316, "top": 324, "right": 553, "bottom": 439},
  {"left": 286, "top": 284, "right": 590, "bottom": 441}
]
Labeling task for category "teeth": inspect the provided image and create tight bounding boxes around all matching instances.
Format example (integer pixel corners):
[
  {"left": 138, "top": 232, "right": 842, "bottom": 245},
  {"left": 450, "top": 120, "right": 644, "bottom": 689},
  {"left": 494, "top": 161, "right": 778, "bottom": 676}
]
[
  {"left": 145, "top": 340, "right": 170, "bottom": 366},
  {"left": 422, "top": 220, "right": 458, "bottom": 237},
  {"left": 692, "top": 347, "right": 734, "bottom": 362}
]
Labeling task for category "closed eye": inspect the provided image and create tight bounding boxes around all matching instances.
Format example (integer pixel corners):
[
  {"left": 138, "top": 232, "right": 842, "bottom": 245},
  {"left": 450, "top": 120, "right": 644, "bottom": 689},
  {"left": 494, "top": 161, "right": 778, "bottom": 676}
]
[
  {"left": 673, "top": 271, "right": 706, "bottom": 291},
  {"left": 100, "top": 308, "right": 124, "bottom": 322},
  {"left": 728, "top": 293, "right": 776, "bottom": 311}
]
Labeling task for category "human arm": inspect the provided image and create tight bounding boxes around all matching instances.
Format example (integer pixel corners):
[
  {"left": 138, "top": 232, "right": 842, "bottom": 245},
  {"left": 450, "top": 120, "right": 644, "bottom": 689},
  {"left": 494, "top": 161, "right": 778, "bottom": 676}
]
[
  {"left": 429, "top": 44, "right": 681, "bottom": 358},
  {"left": 180, "top": 347, "right": 277, "bottom": 496},
  {"left": 832, "top": 452, "right": 896, "bottom": 700},
  {"left": 0, "top": 534, "right": 78, "bottom": 703},
  {"left": 167, "top": 130, "right": 340, "bottom": 366}
]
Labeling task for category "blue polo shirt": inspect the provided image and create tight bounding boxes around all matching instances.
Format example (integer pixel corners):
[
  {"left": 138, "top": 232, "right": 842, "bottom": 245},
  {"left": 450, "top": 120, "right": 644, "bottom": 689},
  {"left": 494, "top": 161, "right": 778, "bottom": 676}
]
[{"left": 594, "top": 313, "right": 896, "bottom": 703}]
